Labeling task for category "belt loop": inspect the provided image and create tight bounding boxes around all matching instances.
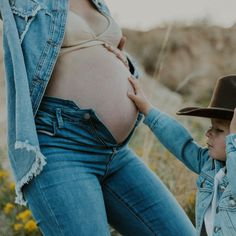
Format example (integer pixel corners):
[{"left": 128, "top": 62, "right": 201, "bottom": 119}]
[{"left": 56, "top": 108, "right": 64, "bottom": 129}]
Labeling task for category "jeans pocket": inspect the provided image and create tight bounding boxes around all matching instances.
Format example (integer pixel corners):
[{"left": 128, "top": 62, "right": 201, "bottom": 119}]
[
  {"left": 37, "top": 129, "right": 56, "bottom": 136},
  {"left": 35, "top": 110, "right": 57, "bottom": 136}
]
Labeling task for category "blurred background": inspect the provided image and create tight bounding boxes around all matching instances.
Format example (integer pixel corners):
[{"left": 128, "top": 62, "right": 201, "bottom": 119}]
[{"left": 1, "top": 0, "right": 236, "bottom": 235}]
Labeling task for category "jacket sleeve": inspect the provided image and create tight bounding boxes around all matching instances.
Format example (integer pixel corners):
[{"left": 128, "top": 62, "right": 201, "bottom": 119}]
[
  {"left": 226, "top": 134, "right": 236, "bottom": 198},
  {"left": 143, "top": 107, "right": 209, "bottom": 174}
]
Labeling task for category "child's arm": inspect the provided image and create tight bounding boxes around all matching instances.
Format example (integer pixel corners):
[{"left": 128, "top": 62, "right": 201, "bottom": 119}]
[
  {"left": 226, "top": 108, "right": 236, "bottom": 198},
  {"left": 128, "top": 76, "right": 209, "bottom": 174}
]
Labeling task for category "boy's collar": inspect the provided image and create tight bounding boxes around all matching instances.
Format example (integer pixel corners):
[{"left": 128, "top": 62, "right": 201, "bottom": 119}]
[{"left": 211, "top": 159, "right": 226, "bottom": 171}]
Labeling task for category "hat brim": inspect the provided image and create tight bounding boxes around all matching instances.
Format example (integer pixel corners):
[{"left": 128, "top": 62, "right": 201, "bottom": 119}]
[{"left": 176, "top": 107, "right": 234, "bottom": 120}]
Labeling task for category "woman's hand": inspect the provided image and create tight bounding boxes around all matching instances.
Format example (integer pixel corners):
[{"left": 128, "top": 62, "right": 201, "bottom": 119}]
[
  {"left": 103, "top": 36, "right": 129, "bottom": 68},
  {"left": 127, "top": 76, "right": 153, "bottom": 116},
  {"left": 117, "top": 36, "right": 126, "bottom": 50},
  {"left": 230, "top": 108, "right": 236, "bottom": 134}
]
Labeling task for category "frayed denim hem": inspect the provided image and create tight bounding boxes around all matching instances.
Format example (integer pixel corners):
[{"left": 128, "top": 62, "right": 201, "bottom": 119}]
[{"left": 14, "top": 140, "right": 47, "bottom": 206}]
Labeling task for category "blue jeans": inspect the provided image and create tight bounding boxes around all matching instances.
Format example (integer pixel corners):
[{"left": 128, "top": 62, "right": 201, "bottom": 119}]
[{"left": 22, "top": 96, "right": 195, "bottom": 236}]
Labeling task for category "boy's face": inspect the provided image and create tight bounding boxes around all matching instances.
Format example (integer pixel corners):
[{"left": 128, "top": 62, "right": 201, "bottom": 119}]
[{"left": 205, "top": 119, "right": 230, "bottom": 161}]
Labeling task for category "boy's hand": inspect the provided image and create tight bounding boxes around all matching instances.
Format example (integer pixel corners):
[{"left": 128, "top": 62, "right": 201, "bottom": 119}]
[
  {"left": 230, "top": 108, "right": 236, "bottom": 134},
  {"left": 127, "top": 76, "right": 153, "bottom": 115}
]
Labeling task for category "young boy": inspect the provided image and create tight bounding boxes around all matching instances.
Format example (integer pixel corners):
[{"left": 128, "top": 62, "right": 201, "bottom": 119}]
[{"left": 128, "top": 75, "right": 236, "bottom": 236}]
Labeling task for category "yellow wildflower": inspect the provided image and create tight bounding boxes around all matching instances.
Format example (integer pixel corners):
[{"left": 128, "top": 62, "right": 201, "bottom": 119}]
[
  {"left": 0, "top": 170, "right": 8, "bottom": 180},
  {"left": 188, "top": 192, "right": 196, "bottom": 206},
  {"left": 9, "top": 182, "right": 15, "bottom": 191},
  {"left": 24, "top": 220, "right": 37, "bottom": 232},
  {"left": 13, "top": 223, "right": 23, "bottom": 231},
  {"left": 3, "top": 203, "right": 14, "bottom": 215},
  {"left": 16, "top": 209, "right": 32, "bottom": 223}
]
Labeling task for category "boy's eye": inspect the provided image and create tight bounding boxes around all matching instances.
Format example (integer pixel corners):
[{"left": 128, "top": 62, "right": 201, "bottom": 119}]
[
  {"left": 215, "top": 128, "right": 224, "bottom": 132},
  {"left": 212, "top": 127, "right": 224, "bottom": 133},
  {"left": 208, "top": 126, "right": 224, "bottom": 133}
]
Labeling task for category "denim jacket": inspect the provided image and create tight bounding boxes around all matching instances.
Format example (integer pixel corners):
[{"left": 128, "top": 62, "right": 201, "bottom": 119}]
[
  {"left": 144, "top": 108, "right": 236, "bottom": 236},
  {"left": 0, "top": 0, "right": 139, "bottom": 206}
]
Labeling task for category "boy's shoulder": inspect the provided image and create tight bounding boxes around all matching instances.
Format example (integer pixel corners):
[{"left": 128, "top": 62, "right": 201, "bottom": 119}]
[{"left": 197, "top": 159, "right": 224, "bottom": 184}]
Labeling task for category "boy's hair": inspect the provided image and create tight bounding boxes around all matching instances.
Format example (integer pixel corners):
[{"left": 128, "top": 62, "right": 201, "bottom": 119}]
[{"left": 177, "top": 75, "right": 236, "bottom": 120}]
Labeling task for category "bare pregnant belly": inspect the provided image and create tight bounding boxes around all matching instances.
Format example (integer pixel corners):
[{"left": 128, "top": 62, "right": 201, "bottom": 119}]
[{"left": 45, "top": 45, "right": 138, "bottom": 144}]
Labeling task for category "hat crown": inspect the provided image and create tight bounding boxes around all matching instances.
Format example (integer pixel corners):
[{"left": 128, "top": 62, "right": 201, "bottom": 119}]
[
  {"left": 177, "top": 75, "right": 236, "bottom": 120},
  {"left": 209, "top": 75, "right": 236, "bottom": 110}
]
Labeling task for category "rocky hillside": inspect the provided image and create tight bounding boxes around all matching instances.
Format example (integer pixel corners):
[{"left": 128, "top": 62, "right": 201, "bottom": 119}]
[{"left": 123, "top": 23, "right": 236, "bottom": 104}]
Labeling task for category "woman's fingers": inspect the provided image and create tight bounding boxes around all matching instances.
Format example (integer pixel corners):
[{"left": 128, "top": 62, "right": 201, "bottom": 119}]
[
  {"left": 104, "top": 43, "right": 113, "bottom": 51},
  {"left": 103, "top": 43, "right": 129, "bottom": 68},
  {"left": 116, "top": 53, "right": 129, "bottom": 67},
  {"left": 117, "top": 36, "right": 126, "bottom": 51}
]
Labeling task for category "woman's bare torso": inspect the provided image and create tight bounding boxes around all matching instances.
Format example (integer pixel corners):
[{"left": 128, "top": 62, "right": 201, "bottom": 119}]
[{"left": 45, "top": 0, "right": 138, "bottom": 143}]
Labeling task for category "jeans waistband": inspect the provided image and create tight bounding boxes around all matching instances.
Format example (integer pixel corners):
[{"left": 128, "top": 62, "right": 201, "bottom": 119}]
[
  {"left": 40, "top": 95, "right": 84, "bottom": 112},
  {"left": 37, "top": 95, "right": 143, "bottom": 149}
]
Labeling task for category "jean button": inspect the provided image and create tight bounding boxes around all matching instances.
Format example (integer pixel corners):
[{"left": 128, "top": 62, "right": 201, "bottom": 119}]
[
  {"left": 84, "top": 113, "right": 91, "bottom": 120},
  {"left": 229, "top": 198, "right": 236, "bottom": 207}
]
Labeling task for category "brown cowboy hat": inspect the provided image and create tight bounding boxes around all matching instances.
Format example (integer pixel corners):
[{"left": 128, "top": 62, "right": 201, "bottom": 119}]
[{"left": 176, "top": 75, "right": 236, "bottom": 120}]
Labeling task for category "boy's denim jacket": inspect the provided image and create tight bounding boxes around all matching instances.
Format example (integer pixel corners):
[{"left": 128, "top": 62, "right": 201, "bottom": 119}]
[
  {"left": 0, "top": 0, "right": 139, "bottom": 205},
  {"left": 144, "top": 108, "right": 236, "bottom": 236}
]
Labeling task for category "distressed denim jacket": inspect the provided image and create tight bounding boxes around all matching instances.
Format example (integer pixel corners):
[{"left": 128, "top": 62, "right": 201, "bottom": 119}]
[
  {"left": 0, "top": 0, "right": 139, "bottom": 206},
  {"left": 144, "top": 108, "right": 236, "bottom": 236}
]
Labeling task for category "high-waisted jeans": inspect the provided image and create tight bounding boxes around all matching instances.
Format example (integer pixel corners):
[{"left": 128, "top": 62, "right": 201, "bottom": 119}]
[{"left": 22, "top": 96, "right": 195, "bottom": 236}]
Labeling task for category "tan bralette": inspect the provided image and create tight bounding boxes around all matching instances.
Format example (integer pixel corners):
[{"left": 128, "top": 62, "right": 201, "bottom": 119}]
[{"left": 60, "top": 11, "right": 123, "bottom": 55}]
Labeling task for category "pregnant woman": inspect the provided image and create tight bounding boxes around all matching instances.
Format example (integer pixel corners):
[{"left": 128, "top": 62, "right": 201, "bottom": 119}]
[{"left": 0, "top": 0, "right": 195, "bottom": 235}]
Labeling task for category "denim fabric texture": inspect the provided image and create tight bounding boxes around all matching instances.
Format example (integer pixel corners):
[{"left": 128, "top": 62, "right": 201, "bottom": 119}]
[
  {"left": 0, "top": 0, "right": 139, "bottom": 205},
  {"left": 22, "top": 96, "right": 195, "bottom": 236},
  {"left": 144, "top": 107, "right": 236, "bottom": 236}
]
